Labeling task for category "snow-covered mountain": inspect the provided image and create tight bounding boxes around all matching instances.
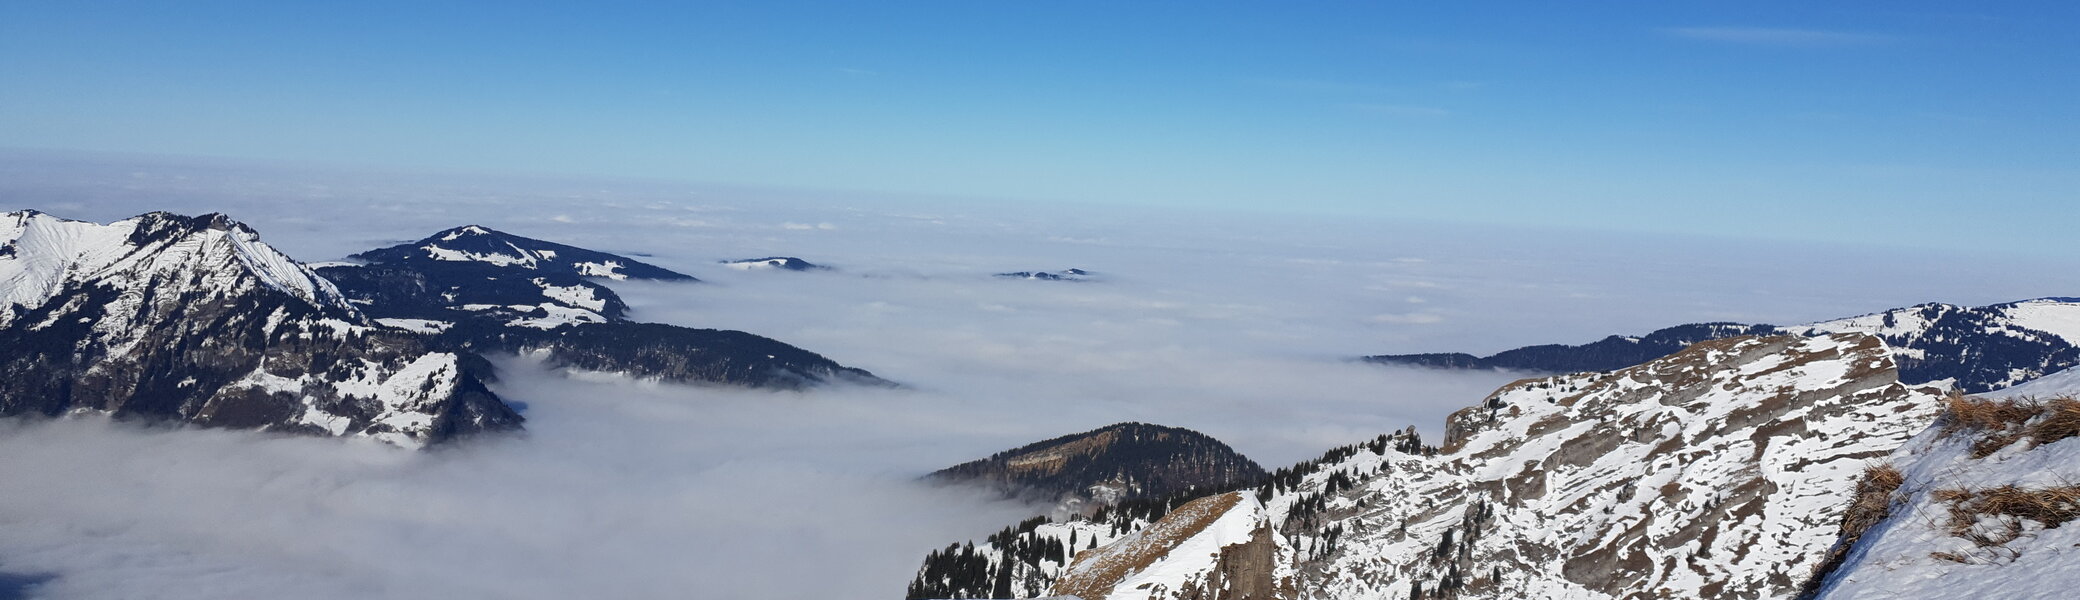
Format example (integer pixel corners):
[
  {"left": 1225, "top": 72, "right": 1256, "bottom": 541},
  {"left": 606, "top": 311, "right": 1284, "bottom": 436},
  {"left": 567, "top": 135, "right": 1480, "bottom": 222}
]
[
  {"left": 923, "top": 332, "right": 1948, "bottom": 599},
  {"left": 321, "top": 225, "right": 693, "bottom": 329},
  {"left": 1803, "top": 394, "right": 2080, "bottom": 599},
  {"left": 720, "top": 256, "right": 827, "bottom": 271},
  {"left": 1367, "top": 299, "right": 2080, "bottom": 394},
  {"left": 324, "top": 226, "right": 889, "bottom": 389},
  {"left": 352, "top": 224, "right": 696, "bottom": 281},
  {"left": 0, "top": 210, "right": 520, "bottom": 448}
]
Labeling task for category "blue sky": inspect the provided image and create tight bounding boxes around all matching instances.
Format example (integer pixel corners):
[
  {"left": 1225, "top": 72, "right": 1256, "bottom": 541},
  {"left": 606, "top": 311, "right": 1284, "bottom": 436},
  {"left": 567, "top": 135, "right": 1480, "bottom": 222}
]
[{"left": 1, "top": 1, "right": 2074, "bottom": 252}]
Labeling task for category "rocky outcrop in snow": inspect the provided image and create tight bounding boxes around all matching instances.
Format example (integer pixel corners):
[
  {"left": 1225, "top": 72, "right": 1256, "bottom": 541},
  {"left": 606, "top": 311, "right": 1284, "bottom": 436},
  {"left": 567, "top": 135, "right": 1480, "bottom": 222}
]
[{"left": 966, "top": 333, "right": 1946, "bottom": 600}]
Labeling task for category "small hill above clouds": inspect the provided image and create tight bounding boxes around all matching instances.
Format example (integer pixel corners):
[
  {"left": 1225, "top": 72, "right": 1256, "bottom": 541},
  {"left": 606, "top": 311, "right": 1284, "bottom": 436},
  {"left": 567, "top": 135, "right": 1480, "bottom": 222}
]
[
  {"left": 1367, "top": 298, "right": 2080, "bottom": 394},
  {"left": 719, "top": 256, "right": 827, "bottom": 271},
  {"left": 928, "top": 422, "right": 1266, "bottom": 511},
  {"left": 0, "top": 210, "right": 519, "bottom": 448},
  {"left": 995, "top": 268, "right": 1092, "bottom": 282}
]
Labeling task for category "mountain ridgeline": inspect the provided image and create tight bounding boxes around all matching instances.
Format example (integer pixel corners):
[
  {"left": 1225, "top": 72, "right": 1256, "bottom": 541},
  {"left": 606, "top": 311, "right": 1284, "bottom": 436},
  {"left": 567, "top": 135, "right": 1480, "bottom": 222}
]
[
  {"left": 1366, "top": 299, "right": 2080, "bottom": 394},
  {"left": 0, "top": 210, "right": 519, "bottom": 448},
  {"left": 318, "top": 224, "right": 889, "bottom": 389},
  {"left": 0, "top": 210, "right": 888, "bottom": 447}
]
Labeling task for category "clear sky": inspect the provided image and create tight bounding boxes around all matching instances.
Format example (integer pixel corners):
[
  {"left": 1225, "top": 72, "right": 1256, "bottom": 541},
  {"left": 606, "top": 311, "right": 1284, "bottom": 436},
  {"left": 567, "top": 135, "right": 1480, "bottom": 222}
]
[{"left": 1, "top": 1, "right": 2075, "bottom": 253}]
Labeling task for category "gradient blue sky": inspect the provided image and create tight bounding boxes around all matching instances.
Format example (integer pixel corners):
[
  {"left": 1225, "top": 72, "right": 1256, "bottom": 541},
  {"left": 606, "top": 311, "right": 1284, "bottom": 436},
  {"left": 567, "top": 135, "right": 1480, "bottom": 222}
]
[{"left": 2, "top": 2, "right": 2074, "bottom": 252}]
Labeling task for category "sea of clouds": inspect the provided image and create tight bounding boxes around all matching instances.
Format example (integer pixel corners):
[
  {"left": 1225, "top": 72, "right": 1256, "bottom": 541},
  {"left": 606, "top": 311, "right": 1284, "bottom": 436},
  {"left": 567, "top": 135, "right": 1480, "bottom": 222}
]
[{"left": 1, "top": 151, "right": 2075, "bottom": 598}]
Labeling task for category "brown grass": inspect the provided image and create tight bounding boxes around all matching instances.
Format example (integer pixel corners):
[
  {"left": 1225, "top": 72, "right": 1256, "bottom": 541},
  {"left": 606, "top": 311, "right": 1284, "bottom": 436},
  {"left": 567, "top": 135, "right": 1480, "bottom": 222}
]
[
  {"left": 1932, "top": 485, "right": 2080, "bottom": 550},
  {"left": 1940, "top": 394, "right": 2040, "bottom": 434},
  {"left": 2027, "top": 397, "right": 2080, "bottom": 447},
  {"left": 1796, "top": 464, "right": 1905, "bottom": 598}
]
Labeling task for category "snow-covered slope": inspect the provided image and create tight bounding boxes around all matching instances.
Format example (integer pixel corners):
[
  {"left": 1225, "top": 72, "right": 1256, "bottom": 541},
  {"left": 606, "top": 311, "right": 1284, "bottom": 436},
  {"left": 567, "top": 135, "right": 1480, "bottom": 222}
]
[
  {"left": 1992, "top": 366, "right": 2080, "bottom": 399},
  {"left": 975, "top": 333, "right": 1945, "bottom": 600},
  {"left": 0, "top": 210, "right": 520, "bottom": 448},
  {"left": 1806, "top": 395, "right": 2080, "bottom": 599},
  {"left": 1054, "top": 492, "right": 1295, "bottom": 600}
]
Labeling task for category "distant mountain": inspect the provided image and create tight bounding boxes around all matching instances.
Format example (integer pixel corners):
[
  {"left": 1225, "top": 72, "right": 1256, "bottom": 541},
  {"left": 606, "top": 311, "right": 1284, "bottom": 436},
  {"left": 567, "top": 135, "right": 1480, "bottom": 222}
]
[
  {"left": 930, "top": 422, "right": 1265, "bottom": 510},
  {"left": 323, "top": 226, "right": 889, "bottom": 388},
  {"left": 934, "top": 332, "right": 1946, "bottom": 599},
  {"left": 1369, "top": 322, "right": 1777, "bottom": 373},
  {"left": 352, "top": 225, "right": 695, "bottom": 281},
  {"left": 719, "top": 256, "right": 826, "bottom": 271},
  {"left": 319, "top": 225, "right": 692, "bottom": 329},
  {"left": 1367, "top": 299, "right": 2080, "bottom": 394},
  {"left": 435, "top": 320, "right": 885, "bottom": 390},
  {"left": 996, "top": 268, "right": 1091, "bottom": 282},
  {"left": 0, "top": 210, "right": 519, "bottom": 448}
]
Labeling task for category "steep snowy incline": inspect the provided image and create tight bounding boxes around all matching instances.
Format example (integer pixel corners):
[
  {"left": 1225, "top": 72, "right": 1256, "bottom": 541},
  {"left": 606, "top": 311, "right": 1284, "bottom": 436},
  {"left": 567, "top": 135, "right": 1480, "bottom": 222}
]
[
  {"left": 0, "top": 210, "right": 519, "bottom": 448},
  {"left": 1033, "top": 333, "right": 1945, "bottom": 600},
  {"left": 1806, "top": 394, "right": 2080, "bottom": 600}
]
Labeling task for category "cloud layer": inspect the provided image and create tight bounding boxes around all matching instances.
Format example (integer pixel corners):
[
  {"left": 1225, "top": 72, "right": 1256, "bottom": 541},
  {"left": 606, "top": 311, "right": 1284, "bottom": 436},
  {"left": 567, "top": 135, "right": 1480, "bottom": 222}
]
[{"left": 1, "top": 152, "right": 2076, "bottom": 598}]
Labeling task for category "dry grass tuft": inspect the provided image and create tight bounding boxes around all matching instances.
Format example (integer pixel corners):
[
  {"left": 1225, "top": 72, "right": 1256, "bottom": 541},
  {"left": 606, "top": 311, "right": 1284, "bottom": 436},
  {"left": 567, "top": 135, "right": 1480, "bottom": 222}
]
[
  {"left": 1932, "top": 485, "right": 2080, "bottom": 550},
  {"left": 1840, "top": 465, "right": 1905, "bottom": 535},
  {"left": 2027, "top": 397, "right": 2080, "bottom": 448},
  {"left": 1940, "top": 394, "right": 2040, "bottom": 434},
  {"left": 1929, "top": 551, "right": 1972, "bottom": 564},
  {"left": 1797, "top": 463, "right": 1906, "bottom": 598}
]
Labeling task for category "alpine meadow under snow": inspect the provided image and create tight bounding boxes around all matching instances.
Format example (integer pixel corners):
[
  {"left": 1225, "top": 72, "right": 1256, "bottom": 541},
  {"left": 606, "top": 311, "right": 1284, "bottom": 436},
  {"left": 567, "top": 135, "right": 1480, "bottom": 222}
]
[{"left": 2, "top": 155, "right": 2079, "bottom": 599}]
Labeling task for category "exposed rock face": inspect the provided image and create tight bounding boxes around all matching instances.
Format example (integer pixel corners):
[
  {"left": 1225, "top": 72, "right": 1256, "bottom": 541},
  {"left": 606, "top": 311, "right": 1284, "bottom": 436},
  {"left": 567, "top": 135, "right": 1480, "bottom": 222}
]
[
  {"left": 1366, "top": 299, "right": 2080, "bottom": 394},
  {"left": 0, "top": 210, "right": 520, "bottom": 447},
  {"left": 1053, "top": 492, "right": 1295, "bottom": 600},
  {"left": 929, "top": 422, "right": 1267, "bottom": 510},
  {"left": 962, "top": 333, "right": 1945, "bottom": 599}
]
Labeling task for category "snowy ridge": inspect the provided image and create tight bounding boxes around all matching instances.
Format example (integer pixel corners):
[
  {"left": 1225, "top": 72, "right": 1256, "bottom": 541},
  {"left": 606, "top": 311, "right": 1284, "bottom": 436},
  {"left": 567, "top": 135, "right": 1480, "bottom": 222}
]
[
  {"left": 0, "top": 211, "right": 519, "bottom": 448},
  {"left": 0, "top": 210, "right": 354, "bottom": 329},
  {"left": 1994, "top": 367, "right": 2080, "bottom": 399},
  {"left": 1031, "top": 333, "right": 1945, "bottom": 600}
]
